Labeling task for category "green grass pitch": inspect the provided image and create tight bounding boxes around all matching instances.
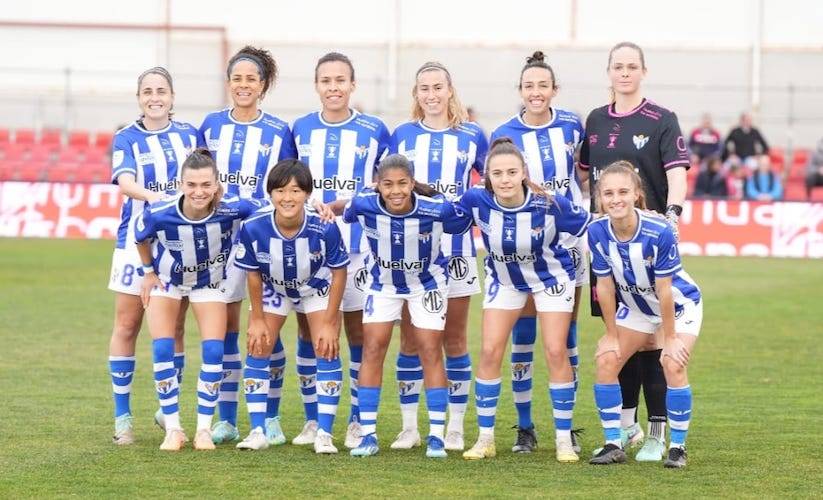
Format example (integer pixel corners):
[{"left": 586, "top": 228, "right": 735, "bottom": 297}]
[{"left": 1, "top": 238, "right": 821, "bottom": 498}]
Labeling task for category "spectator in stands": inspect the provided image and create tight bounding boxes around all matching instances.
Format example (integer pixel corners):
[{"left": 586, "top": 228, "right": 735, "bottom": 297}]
[
  {"left": 726, "top": 161, "right": 747, "bottom": 200},
  {"left": 805, "top": 138, "right": 823, "bottom": 199},
  {"left": 688, "top": 113, "right": 722, "bottom": 164},
  {"left": 693, "top": 156, "right": 728, "bottom": 198},
  {"left": 746, "top": 154, "right": 782, "bottom": 201},
  {"left": 723, "top": 112, "right": 769, "bottom": 162}
]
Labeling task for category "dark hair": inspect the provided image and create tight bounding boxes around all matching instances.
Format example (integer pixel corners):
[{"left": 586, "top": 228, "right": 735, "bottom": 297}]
[
  {"left": 181, "top": 148, "right": 218, "bottom": 178},
  {"left": 484, "top": 137, "right": 554, "bottom": 201},
  {"left": 266, "top": 159, "right": 313, "bottom": 195},
  {"left": 315, "top": 52, "right": 355, "bottom": 82},
  {"left": 607, "top": 41, "right": 646, "bottom": 70},
  {"left": 519, "top": 51, "right": 558, "bottom": 90},
  {"left": 227, "top": 45, "right": 278, "bottom": 96},
  {"left": 595, "top": 160, "right": 647, "bottom": 213},
  {"left": 376, "top": 154, "right": 438, "bottom": 197}
]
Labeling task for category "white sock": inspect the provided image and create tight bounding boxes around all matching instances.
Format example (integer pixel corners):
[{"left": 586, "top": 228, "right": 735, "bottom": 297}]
[{"left": 621, "top": 407, "right": 637, "bottom": 429}]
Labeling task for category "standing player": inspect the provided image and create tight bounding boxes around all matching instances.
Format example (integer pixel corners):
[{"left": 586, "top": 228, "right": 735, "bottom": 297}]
[
  {"left": 233, "top": 160, "right": 349, "bottom": 453},
  {"left": 340, "top": 154, "right": 473, "bottom": 458},
  {"left": 389, "top": 61, "right": 488, "bottom": 451},
  {"left": 579, "top": 41, "right": 690, "bottom": 461},
  {"left": 134, "top": 149, "right": 263, "bottom": 451},
  {"left": 459, "top": 138, "right": 591, "bottom": 462},
  {"left": 199, "top": 46, "right": 297, "bottom": 445},
  {"left": 588, "top": 161, "right": 701, "bottom": 468},
  {"left": 490, "top": 51, "right": 586, "bottom": 454},
  {"left": 108, "top": 67, "right": 197, "bottom": 445},
  {"left": 292, "top": 52, "right": 390, "bottom": 449}
]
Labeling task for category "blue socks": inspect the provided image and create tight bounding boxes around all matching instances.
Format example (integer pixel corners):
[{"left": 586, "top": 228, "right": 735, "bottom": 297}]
[
  {"left": 267, "top": 337, "right": 286, "bottom": 418},
  {"left": 197, "top": 339, "right": 224, "bottom": 430},
  {"left": 217, "top": 331, "right": 241, "bottom": 426},
  {"left": 152, "top": 338, "right": 180, "bottom": 430},
  {"left": 109, "top": 355, "right": 135, "bottom": 417},
  {"left": 667, "top": 385, "right": 692, "bottom": 448},
  {"left": 475, "top": 377, "right": 501, "bottom": 436},
  {"left": 594, "top": 383, "right": 623, "bottom": 446},
  {"left": 243, "top": 354, "right": 270, "bottom": 430},
  {"left": 349, "top": 344, "right": 362, "bottom": 424},
  {"left": 511, "top": 316, "right": 536, "bottom": 429},
  {"left": 316, "top": 356, "right": 343, "bottom": 434},
  {"left": 359, "top": 386, "right": 381, "bottom": 437},
  {"left": 549, "top": 381, "right": 575, "bottom": 440},
  {"left": 296, "top": 337, "right": 318, "bottom": 423},
  {"left": 426, "top": 387, "right": 448, "bottom": 440},
  {"left": 397, "top": 353, "right": 423, "bottom": 431}
]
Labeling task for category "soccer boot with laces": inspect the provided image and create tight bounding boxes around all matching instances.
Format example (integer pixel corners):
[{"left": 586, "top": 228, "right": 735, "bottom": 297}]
[{"left": 511, "top": 425, "right": 537, "bottom": 453}]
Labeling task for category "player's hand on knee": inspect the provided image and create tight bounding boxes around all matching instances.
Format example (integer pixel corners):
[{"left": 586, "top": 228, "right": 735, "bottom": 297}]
[
  {"left": 662, "top": 336, "right": 690, "bottom": 368},
  {"left": 247, "top": 319, "right": 271, "bottom": 357},
  {"left": 595, "top": 335, "right": 621, "bottom": 362},
  {"left": 140, "top": 274, "right": 161, "bottom": 308}
]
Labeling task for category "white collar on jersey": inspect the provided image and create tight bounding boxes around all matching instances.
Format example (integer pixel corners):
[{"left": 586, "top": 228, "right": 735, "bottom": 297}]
[
  {"left": 607, "top": 208, "right": 643, "bottom": 243},
  {"left": 318, "top": 109, "right": 358, "bottom": 127},
  {"left": 227, "top": 108, "right": 264, "bottom": 125},
  {"left": 175, "top": 194, "right": 217, "bottom": 224},
  {"left": 269, "top": 209, "right": 308, "bottom": 241},
  {"left": 492, "top": 188, "right": 532, "bottom": 212},
  {"left": 376, "top": 192, "right": 419, "bottom": 217},
  {"left": 133, "top": 120, "right": 172, "bottom": 134},
  {"left": 417, "top": 120, "right": 452, "bottom": 133},
  {"left": 516, "top": 107, "right": 557, "bottom": 130}
]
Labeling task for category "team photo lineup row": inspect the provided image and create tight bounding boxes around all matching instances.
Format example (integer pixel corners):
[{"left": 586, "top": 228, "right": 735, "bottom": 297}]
[{"left": 107, "top": 41, "right": 702, "bottom": 468}]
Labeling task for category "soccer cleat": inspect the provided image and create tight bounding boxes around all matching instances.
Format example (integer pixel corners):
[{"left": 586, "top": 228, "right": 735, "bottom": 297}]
[
  {"left": 314, "top": 431, "right": 338, "bottom": 454},
  {"left": 292, "top": 420, "right": 318, "bottom": 446},
  {"left": 350, "top": 433, "right": 379, "bottom": 457},
  {"left": 511, "top": 425, "right": 538, "bottom": 453},
  {"left": 236, "top": 427, "right": 269, "bottom": 451},
  {"left": 570, "top": 428, "right": 583, "bottom": 454},
  {"left": 664, "top": 446, "right": 688, "bottom": 468},
  {"left": 264, "top": 417, "right": 286, "bottom": 446},
  {"left": 444, "top": 430, "right": 465, "bottom": 451},
  {"left": 463, "top": 435, "right": 496, "bottom": 460},
  {"left": 112, "top": 414, "right": 135, "bottom": 446},
  {"left": 153, "top": 408, "right": 165, "bottom": 431},
  {"left": 555, "top": 437, "right": 580, "bottom": 463},
  {"left": 193, "top": 429, "right": 216, "bottom": 450},
  {"left": 636, "top": 436, "right": 666, "bottom": 462},
  {"left": 425, "top": 436, "right": 448, "bottom": 458},
  {"left": 344, "top": 421, "right": 362, "bottom": 449},
  {"left": 591, "top": 424, "right": 644, "bottom": 456},
  {"left": 211, "top": 420, "right": 240, "bottom": 444},
  {"left": 589, "top": 443, "right": 627, "bottom": 465},
  {"left": 390, "top": 428, "right": 422, "bottom": 449},
  {"left": 159, "top": 428, "right": 187, "bottom": 451}
]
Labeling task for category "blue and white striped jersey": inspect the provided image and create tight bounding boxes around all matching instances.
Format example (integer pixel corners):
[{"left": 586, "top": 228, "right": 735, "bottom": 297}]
[
  {"left": 390, "top": 121, "right": 488, "bottom": 257},
  {"left": 588, "top": 209, "right": 702, "bottom": 317},
  {"left": 342, "top": 189, "right": 472, "bottom": 296},
  {"left": 234, "top": 209, "right": 350, "bottom": 300},
  {"left": 134, "top": 193, "right": 263, "bottom": 289},
  {"left": 111, "top": 120, "right": 198, "bottom": 249},
  {"left": 491, "top": 109, "right": 584, "bottom": 205},
  {"left": 456, "top": 187, "right": 591, "bottom": 292},
  {"left": 199, "top": 109, "right": 297, "bottom": 200},
  {"left": 292, "top": 110, "right": 390, "bottom": 254}
]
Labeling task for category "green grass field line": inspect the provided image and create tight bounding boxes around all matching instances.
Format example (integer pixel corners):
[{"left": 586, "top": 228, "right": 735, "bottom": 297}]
[{"left": 1, "top": 238, "right": 821, "bottom": 498}]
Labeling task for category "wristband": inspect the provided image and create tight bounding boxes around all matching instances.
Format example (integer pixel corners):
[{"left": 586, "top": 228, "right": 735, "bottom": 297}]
[{"left": 142, "top": 264, "right": 156, "bottom": 275}]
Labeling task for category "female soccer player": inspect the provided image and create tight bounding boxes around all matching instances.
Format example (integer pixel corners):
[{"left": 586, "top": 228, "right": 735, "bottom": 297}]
[
  {"left": 388, "top": 61, "right": 488, "bottom": 451},
  {"left": 490, "top": 51, "right": 586, "bottom": 454},
  {"left": 579, "top": 42, "right": 691, "bottom": 461},
  {"left": 135, "top": 148, "right": 263, "bottom": 451},
  {"left": 232, "top": 159, "right": 349, "bottom": 453},
  {"left": 587, "top": 161, "right": 701, "bottom": 469},
  {"left": 339, "top": 154, "right": 472, "bottom": 458},
  {"left": 459, "top": 138, "right": 591, "bottom": 463},
  {"left": 108, "top": 67, "right": 198, "bottom": 445},
  {"left": 292, "top": 52, "right": 391, "bottom": 449},
  {"left": 199, "top": 46, "right": 298, "bottom": 445}
]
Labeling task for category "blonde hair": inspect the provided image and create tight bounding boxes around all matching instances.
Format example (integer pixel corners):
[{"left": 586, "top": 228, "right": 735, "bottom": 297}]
[
  {"left": 411, "top": 61, "right": 467, "bottom": 128},
  {"left": 595, "top": 160, "right": 647, "bottom": 214}
]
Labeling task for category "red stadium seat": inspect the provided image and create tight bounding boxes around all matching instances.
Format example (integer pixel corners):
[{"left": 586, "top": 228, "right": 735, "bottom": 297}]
[
  {"left": 18, "top": 162, "right": 47, "bottom": 182},
  {"left": 15, "top": 129, "right": 36, "bottom": 145},
  {"left": 47, "top": 161, "right": 81, "bottom": 183},
  {"left": 68, "top": 130, "right": 91, "bottom": 148},
  {"left": 57, "top": 147, "right": 85, "bottom": 163},
  {"left": 94, "top": 131, "right": 114, "bottom": 149},
  {"left": 40, "top": 129, "right": 62, "bottom": 145},
  {"left": 85, "top": 147, "right": 108, "bottom": 164},
  {"left": 793, "top": 148, "right": 810, "bottom": 166},
  {"left": 0, "top": 128, "right": 9, "bottom": 145},
  {"left": 0, "top": 143, "right": 27, "bottom": 161}
]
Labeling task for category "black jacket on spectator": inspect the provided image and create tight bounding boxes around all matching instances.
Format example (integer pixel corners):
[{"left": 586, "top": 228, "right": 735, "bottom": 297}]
[
  {"left": 723, "top": 126, "right": 769, "bottom": 160},
  {"left": 694, "top": 170, "right": 728, "bottom": 198}
]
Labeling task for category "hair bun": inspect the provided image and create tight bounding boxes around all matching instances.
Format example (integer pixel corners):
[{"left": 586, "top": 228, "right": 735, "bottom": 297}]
[
  {"left": 527, "top": 51, "right": 545, "bottom": 64},
  {"left": 490, "top": 137, "right": 515, "bottom": 149}
]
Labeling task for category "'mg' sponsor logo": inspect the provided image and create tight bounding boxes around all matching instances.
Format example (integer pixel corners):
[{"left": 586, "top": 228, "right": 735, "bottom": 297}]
[
  {"left": 448, "top": 256, "right": 469, "bottom": 281},
  {"left": 422, "top": 290, "right": 445, "bottom": 314}
]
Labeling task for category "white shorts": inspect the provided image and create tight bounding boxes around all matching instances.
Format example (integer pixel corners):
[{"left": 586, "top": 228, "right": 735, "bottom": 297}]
[
  {"left": 108, "top": 247, "right": 143, "bottom": 295},
  {"left": 444, "top": 255, "right": 481, "bottom": 298},
  {"left": 150, "top": 280, "right": 229, "bottom": 303},
  {"left": 261, "top": 284, "right": 330, "bottom": 316},
  {"left": 341, "top": 252, "right": 370, "bottom": 312},
  {"left": 616, "top": 300, "right": 703, "bottom": 336},
  {"left": 223, "top": 247, "right": 246, "bottom": 303},
  {"left": 362, "top": 288, "right": 448, "bottom": 330},
  {"left": 483, "top": 280, "right": 575, "bottom": 313}
]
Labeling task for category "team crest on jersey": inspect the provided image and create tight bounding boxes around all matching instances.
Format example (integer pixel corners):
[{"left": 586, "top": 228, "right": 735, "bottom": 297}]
[
  {"left": 633, "top": 134, "right": 650, "bottom": 150},
  {"left": 544, "top": 282, "right": 567, "bottom": 297},
  {"left": 319, "top": 381, "right": 341, "bottom": 396},
  {"left": 504, "top": 227, "right": 515, "bottom": 241},
  {"left": 285, "top": 255, "right": 295, "bottom": 267},
  {"left": 309, "top": 250, "right": 323, "bottom": 262},
  {"left": 448, "top": 257, "right": 469, "bottom": 281},
  {"left": 512, "top": 363, "right": 530, "bottom": 381},
  {"left": 645, "top": 255, "right": 654, "bottom": 268},
  {"left": 398, "top": 381, "right": 415, "bottom": 396},
  {"left": 456, "top": 150, "right": 468, "bottom": 163},
  {"left": 327, "top": 144, "right": 337, "bottom": 159},
  {"left": 356, "top": 145, "right": 369, "bottom": 159},
  {"left": 270, "top": 367, "right": 284, "bottom": 381},
  {"left": 542, "top": 144, "right": 552, "bottom": 161},
  {"left": 565, "top": 141, "right": 576, "bottom": 155},
  {"left": 235, "top": 244, "right": 246, "bottom": 260},
  {"left": 354, "top": 267, "right": 368, "bottom": 291},
  {"left": 589, "top": 135, "right": 598, "bottom": 145},
  {"left": 259, "top": 144, "right": 271, "bottom": 156},
  {"left": 196, "top": 237, "right": 207, "bottom": 250},
  {"left": 531, "top": 226, "right": 544, "bottom": 239},
  {"left": 164, "top": 149, "right": 176, "bottom": 162},
  {"left": 112, "top": 150, "right": 124, "bottom": 168},
  {"left": 233, "top": 141, "right": 243, "bottom": 154},
  {"left": 392, "top": 232, "right": 403, "bottom": 245},
  {"left": 244, "top": 379, "right": 264, "bottom": 394},
  {"left": 431, "top": 149, "right": 440, "bottom": 162},
  {"left": 608, "top": 134, "right": 619, "bottom": 149},
  {"left": 299, "top": 375, "right": 315, "bottom": 388},
  {"left": 418, "top": 231, "right": 432, "bottom": 243},
  {"left": 422, "top": 290, "right": 445, "bottom": 314}
]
